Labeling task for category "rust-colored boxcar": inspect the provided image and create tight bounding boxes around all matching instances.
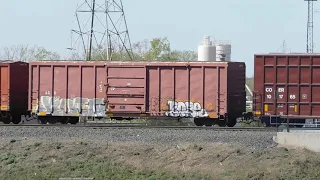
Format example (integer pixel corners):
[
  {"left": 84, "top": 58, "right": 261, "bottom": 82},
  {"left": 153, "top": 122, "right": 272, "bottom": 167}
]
[
  {"left": 29, "top": 61, "right": 246, "bottom": 126},
  {"left": 28, "top": 61, "right": 108, "bottom": 124},
  {"left": 105, "top": 61, "right": 246, "bottom": 126},
  {"left": 0, "top": 61, "right": 29, "bottom": 124},
  {"left": 253, "top": 54, "right": 320, "bottom": 126}
]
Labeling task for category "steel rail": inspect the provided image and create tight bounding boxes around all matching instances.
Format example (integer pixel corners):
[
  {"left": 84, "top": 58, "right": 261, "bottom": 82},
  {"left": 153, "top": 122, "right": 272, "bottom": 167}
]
[{"left": 0, "top": 123, "right": 282, "bottom": 131}]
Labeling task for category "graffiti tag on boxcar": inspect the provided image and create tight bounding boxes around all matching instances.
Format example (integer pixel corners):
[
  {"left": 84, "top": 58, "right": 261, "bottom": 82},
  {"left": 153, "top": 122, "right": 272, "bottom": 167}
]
[
  {"left": 165, "top": 100, "right": 209, "bottom": 118},
  {"left": 36, "top": 96, "right": 106, "bottom": 117}
]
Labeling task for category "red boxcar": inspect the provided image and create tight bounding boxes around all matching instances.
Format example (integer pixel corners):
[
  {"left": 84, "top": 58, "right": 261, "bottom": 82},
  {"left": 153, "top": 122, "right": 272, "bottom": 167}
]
[
  {"left": 29, "top": 61, "right": 246, "bottom": 126},
  {"left": 105, "top": 61, "right": 246, "bottom": 126},
  {"left": 0, "top": 61, "right": 29, "bottom": 124},
  {"left": 28, "top": 61, "right": 107, "bottom": 124},
  {"left": 253, "top": 54, "right": 320, "bottom": 127}
]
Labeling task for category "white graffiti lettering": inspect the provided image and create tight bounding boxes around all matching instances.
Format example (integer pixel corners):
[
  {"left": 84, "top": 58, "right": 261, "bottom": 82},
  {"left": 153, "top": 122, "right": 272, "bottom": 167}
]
[
  {"left": 36, "top": 96, "right": 106, "bottom": 117},
  {"left": 165, "top": 101, "right": 209, "bottom": 118}
]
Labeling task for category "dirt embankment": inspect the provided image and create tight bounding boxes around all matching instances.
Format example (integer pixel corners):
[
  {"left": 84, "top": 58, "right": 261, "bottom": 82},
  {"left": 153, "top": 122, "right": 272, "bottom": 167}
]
[{"left": 0, "top": 139, "right": 320, "bottom": 180}]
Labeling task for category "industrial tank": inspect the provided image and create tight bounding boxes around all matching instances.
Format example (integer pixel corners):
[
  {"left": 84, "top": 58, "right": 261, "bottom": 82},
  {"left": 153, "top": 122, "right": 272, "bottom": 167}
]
[
  {"left": 197, "top": 36, "right": 216, "bottom": 62},
  {"left": 216, "top": 41, "right": 231, "bottom": 62}
]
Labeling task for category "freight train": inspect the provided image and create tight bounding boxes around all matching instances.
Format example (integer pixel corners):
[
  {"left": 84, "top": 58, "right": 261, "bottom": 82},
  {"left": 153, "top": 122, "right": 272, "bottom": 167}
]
[
  {"left": 1, "top": 53, "right": 320, "bottom": 127},
  {"left": 0, "top": 60, "right": 247, "bottom": 127}
]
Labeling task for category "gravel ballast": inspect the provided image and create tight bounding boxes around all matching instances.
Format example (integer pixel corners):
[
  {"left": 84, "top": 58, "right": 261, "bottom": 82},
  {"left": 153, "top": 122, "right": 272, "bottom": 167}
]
[{"left": 0, "top": 126, "right": 277, "bottom": 149}]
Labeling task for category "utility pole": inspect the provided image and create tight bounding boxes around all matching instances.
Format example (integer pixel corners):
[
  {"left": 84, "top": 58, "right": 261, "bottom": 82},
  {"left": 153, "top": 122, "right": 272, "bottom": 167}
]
[{"left": 305, "top": 0, "right": 317, "bottom": 53}]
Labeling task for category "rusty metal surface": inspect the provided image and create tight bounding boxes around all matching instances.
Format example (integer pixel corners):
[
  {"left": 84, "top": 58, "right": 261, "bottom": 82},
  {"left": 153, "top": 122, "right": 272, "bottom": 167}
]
[
  {"left": 106, "top": 61, "right": 246, "bottom": 119},
  {"left": 253, "top": 54, "right": 320, "bottom": 118},
  {"left": 0, "top": 61, "right": 29, "bottom": 113},
  {"left": 29, "top": 61, "right": 246, "bottom": 119},
  {"left": 29, "top": 61, "right": 107, "bottom": 117},
  {"left": 0, "top": 65, "right": 9, "bottom": 111}
]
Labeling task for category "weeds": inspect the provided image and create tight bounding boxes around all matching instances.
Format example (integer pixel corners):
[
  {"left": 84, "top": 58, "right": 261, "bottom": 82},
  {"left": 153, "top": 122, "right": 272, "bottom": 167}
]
[
  {"left": 0, "top": 141, "right": 320, "bottom": 180},
  {"left": 34, "top": 142, "right": 42, "bottom": 147}
]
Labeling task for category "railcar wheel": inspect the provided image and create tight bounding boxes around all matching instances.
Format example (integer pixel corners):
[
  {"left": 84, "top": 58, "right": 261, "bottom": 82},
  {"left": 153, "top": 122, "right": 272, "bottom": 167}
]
[
  {"left": 226, "top": 118, "right": 237, "bottom": 127},
  {"left": 194, "top": 118, "right": 204, "bottom": 126},
  {"left": 203, "top": 118, "right": 214, "bottom": 127},
  {"left": 2, "top": 117, "right": 11, "bottom": 124},
  {"left": 216, "top": 120, "right": 226, "bottom": 127},
  {"left": 12, "top": 120, "right": 20, "bottom": 124},
  {"left": 60, "top": 118, "right": 68, "bottom": 124},
  {"left": 37, "top": 117, "right": 47, "bottom": 124},
  {"left": 48, "top": 118, "right": 57, "bottom": 124},
  {"left": 12, "top": 116, "right": 21, "bottom": 124},
  {"left": 69, "top": 117, "right": 79, "bottom": 124}
]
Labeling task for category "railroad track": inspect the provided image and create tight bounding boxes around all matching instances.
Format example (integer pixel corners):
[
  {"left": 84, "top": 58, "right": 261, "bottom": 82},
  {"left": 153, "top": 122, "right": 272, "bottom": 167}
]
[{"left": 0, "top": 123, "right": 282, "bottom": 132}]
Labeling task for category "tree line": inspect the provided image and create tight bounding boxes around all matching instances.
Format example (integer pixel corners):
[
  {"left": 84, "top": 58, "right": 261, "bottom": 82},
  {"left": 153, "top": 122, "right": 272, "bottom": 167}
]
[
  {"left": 0, "top": 37, "right": 254, "bottom": 91},
  {"left": 0, "top": 37, "right": 197, "bottom": 62}
]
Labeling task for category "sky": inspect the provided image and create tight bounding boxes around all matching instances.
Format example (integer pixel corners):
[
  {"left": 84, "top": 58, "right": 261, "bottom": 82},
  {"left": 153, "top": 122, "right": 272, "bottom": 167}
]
[{"left": 0, "top": 0, "right": 317, "bottom": 77}]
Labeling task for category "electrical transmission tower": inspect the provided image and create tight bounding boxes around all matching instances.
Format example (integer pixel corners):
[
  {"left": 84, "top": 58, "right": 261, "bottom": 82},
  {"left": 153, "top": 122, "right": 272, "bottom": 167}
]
[
  {"left": 305, "top": 0, "right": 317, "bottom": 53},
  {"left": 68, "top": 0, "right": 134, "bottom": 61}
]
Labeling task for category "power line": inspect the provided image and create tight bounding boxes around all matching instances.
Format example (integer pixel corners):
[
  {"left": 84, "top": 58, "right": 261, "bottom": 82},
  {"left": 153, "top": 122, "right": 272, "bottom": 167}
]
[{"left": 68, "top": 0, "right": 134, "bottom": 61}]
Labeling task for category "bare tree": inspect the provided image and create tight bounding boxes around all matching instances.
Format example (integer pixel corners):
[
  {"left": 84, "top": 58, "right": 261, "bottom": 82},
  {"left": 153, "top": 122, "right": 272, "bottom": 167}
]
[
  {"left": 170, "top": 50, "right": 197, "bottom": 61},
  {"left": 0, "top": 44, "right": 60, "bottom": 62}
]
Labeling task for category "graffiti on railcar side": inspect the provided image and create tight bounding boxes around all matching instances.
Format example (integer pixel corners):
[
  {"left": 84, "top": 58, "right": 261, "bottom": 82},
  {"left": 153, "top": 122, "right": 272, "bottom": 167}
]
[
  {"left": 34, "top": 96, "right": 106, "bottom": 116},
  {"left": 165, "top": 100, "right": 209, "bottom": 118}
]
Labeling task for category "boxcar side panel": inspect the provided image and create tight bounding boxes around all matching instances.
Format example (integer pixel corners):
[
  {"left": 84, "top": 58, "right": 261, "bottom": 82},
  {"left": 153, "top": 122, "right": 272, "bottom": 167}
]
[
  {"left": 105, "top": 63, "right": 230, "bottom": 119},
  {"left": 189, "top": 67, "right": 203, "bottom": 116},
  {"left": 254, "top": 54, "right": 320, "bottom": 119},
  {"left": 29, "top": 62, "right": 107, "bottom": 117},
  {"left": 0, "top": 65, "right": 9, "bottom": 111},
  {"left": 155, "top": 66, "right": 225, "bottom": 118},
  {"left": 9, "top": 62, "right": 29, "bottom": 114},
  {"left": 147, "top": 67, "right": 160, "bottom": 115},
  {"left": 29, "top": 64, "right": 38, "bottom": 112},
  {"left": 106, "top": 66, "right": 146, "bottom": 113},
  {"left": 0, "top": 65, "right": 10, "bottom": 111},
  {"left": 158, "top": 67, "right": 174, "bottom": 116},
  {"left": 227, "top": 62, "right": 246, "bottom": 118}
]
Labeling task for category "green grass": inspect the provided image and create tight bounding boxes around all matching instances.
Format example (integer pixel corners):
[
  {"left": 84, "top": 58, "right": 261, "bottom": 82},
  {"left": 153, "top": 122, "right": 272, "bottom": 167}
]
[
  {"left": 0, "top": 141, "right": 211, "bottom": 180},
  {"left": 1, "top": 140, "right": 320, "bottom": 180},
  {"left": 1, "top": 157, "right": 212, "bottom": 180}
]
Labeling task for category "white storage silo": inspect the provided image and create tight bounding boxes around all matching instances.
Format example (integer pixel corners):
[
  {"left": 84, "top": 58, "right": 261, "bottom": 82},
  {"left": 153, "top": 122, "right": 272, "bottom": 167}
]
[
  {"left": 198, "top": 36, "right": 216, "bottom": 62},
  {"left": 216, "top": 41, "right": 231, "bottom": 62}
]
